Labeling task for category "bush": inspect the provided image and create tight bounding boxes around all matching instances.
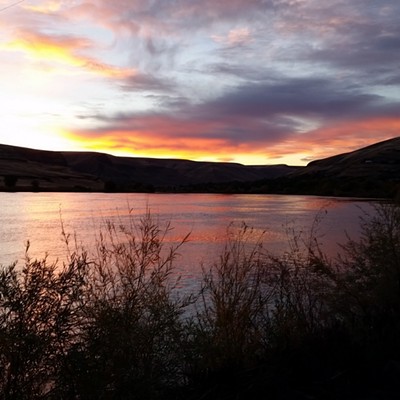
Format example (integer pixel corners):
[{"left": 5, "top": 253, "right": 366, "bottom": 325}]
[
  {"left": 332, "top": 203, "right": 400, "bottom": 351},
  {"left": 2, "top": 203, "right": 400, "bottom": 399},
  {"left": 191, "top": 224, "right": 270, "bottom": 368},
  {"left": 260, "top": 202, "right": 400, "bottom": 397},
  {"left": 57, "top": 210, "right": 192, "bottom": 399},
  {"left": 0, "top": 245, "right": 88, "bottom": 400}
]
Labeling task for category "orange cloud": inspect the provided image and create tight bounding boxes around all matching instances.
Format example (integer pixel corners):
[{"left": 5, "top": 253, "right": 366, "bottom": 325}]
[
  {"left": 62, "top": 113, "right": 265, "bottom": 162},
  {"left": 64, "top": 130, "right": 238, "bottom": 160},
  {"left": 23, "top": 0, "right": 63, "bottom": 14},
  {"left": 5, "top": 31, "right": 135, "bottom": 78},
  {"left": 62, "top": 115, "right": 400, "bottom": 165},
  {"left": 263, "top": 117, "right": 400, "bottom": 163}
]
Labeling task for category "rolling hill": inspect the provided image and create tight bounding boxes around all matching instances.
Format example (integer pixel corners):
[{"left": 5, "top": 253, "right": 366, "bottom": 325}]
[
  {"left": 179, "top": 136, "right": 400, "bottom": 198},
  {"left": 237, "top": 136, "right": 400, "bottom": 198},
  {"left": 283, "top": 136, "right": 400, "bottom": 198},
  {"left": 1, "top": 136, "right": 400, "bottom": 198},
  {"left": 295, "top": 136, "right": 400, "bottom": 180},
  {"left": 0, "top": 144, "right": 297, "bottom": 192}
]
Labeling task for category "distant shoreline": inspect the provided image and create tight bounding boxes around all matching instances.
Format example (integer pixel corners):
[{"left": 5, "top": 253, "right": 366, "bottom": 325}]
[{"left": 2, "top": 137, "right": 400, "bottom": 199}]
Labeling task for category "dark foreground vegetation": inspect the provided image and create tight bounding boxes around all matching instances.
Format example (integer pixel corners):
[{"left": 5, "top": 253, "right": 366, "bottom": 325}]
[{"left": 1, "top": 205, "right": 400, "bottom": 399}]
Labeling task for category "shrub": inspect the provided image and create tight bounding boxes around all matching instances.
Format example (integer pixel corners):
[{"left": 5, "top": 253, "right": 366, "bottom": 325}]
[
  {"left": 58, "top": 210, "right": 192, "bottom": 399},
  {"left": 184, "top": 223, "right": 273, "bottom": 398},
  {"left": 332, "top": 202, "right": 400, "bottom": 351},
  {"left": 259, "top": 202, "right": 400, "bottom": 397},
  {"left": 264, "top": 217, "right": 335, "bottom": 350},
  {"left": 0, "top": 245, "right": 89, "bottom": 400}
]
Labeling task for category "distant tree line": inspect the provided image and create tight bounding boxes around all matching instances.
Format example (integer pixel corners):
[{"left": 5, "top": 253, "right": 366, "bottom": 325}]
[{"left": 170, "top": 175, "right": 400, "bottom": 199}]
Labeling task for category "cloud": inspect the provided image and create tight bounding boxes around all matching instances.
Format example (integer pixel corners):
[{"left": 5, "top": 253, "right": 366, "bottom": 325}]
[
  {"left": 64, "top": 71, "right": 400, "bottom": 163},
  {"left": 263, "top": 118, "right": 400, "bottom": 163},
  {"left": 23, "top": 0, "right": 64, "bottom": 14},
  {"left": 62, "top": 0, "right": 277, "bottom": 45},
  {"left": 5, "top": 30, "right": 136, "bottom": 78},
  {"left": 195, "top": 78, "right": 386, "bottom": 123},
  {"left": 211, "top": 28, "right": 253, "bottom": 46},
  {"left": 272, "top": 0, "right": 400, "bottom": 85},
  {"left": 66, "top": 112, "right": 400, "bottom": 165},
  {"left": 120, "top": 74, "right": 174, "bottom": 92},
  {"left": 2, "top": 0, "right": 400, "bottom": 165}
]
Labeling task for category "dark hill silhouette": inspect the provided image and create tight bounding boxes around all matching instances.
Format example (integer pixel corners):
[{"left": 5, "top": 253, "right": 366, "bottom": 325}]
[
  {"left": 247, "top": 136, "right": 400, "bottom": 198},
  {"left": 284, "top": 136, "right": 400, "bottom": 198},
  {"left": 2, "top": 137, "right": 400, "bottom": 197},
  {"left": 0, "top": 144, "right": 297, "bottom": 192},
  {"left": 294, "top": 136, "right": 400, "bottom": 180},
  {"left": 182, "top": 136, "right": 400, "bottom": 198},
  {"left": 62, "top": 151, "right": 296, "bottom": 187}
]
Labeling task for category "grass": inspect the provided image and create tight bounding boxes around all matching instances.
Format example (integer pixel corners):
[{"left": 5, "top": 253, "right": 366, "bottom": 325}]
[{"left": 1, "top": 203, "right": 400, "bottom": 399}]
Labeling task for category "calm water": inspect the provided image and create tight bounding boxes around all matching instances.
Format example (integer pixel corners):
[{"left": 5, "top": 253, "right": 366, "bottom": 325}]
[{"left": 0, "top": 193, "right": 375, "bottom": 288}]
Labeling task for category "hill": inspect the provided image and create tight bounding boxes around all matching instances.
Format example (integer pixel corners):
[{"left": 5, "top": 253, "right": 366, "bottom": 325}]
[
  {"left": 234, "top": 136, "right": 400, "bottom": 198},
  {"left": 283, "top": 136, "right": 400, "bottom": 198},
  {"left": 0, "top": 144, "right": 297, "bottom": 192},
  {"left": 2, "top": 137, "right": 399, "bottom": 197},
  {"left": 296, "top": 136, "right": 400, "bottom": 179}
]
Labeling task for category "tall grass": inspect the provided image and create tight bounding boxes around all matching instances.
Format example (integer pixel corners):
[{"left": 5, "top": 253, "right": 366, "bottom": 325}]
[
  {"left": 188, "top": 224, "right": 270, "bottom": 374},
  {"left": 58, "top": 211, "right": 192, "bottom": 399},
  {"left": 1, "top": 203, "right": 400, "bottom": 399}
]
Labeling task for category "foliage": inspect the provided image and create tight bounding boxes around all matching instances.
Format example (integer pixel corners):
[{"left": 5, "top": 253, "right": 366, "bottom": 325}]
[
  {"left": 2, "top": 203, "right": 400, "bottom": 399},
  {"left": 0, "top": 245, "right": 88, "bottom": 400},
  {"left": 190, "top": 224, "right": 271, "bottom": 371},
  {"left": 332, "top": 203, "right": 400, "bottom": 349},
  {"left": 264, "top": 221, "right": 334, "bottom": 350},
  {"left": 60, "top": 211, "right": 191, "bottom": 399}
]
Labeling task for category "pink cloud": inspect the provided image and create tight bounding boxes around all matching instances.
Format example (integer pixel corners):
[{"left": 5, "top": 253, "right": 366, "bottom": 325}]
[
  {"left": 212, "top": 28, "right": 252, "bottom": 46},
  {"left": 262, "top": 118, "right": 400, "bottom": 163},
  {"left": 64, "top": 112, "right": 400, "bottom": 165}
]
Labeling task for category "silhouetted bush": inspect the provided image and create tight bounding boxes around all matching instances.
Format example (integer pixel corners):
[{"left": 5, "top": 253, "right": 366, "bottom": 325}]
[
  {"left": 0, "top": 245, "right": 88, "bottom": 400},
  {"left": 331, "top": 203, "right": 400, "bottom": 350},
  {"left": 56, "top": 211, "right": 192, "bottom": 399},
  {"left": 2, "top": 204, "right": 400, "bottom": 399},
  {"left": 187, "top": 224, "right": 270, "bottom": 374}
]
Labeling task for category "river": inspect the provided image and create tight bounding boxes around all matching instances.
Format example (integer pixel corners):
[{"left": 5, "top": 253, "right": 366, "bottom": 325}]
[{"left": 0, "top": 192, "right": 376, "bottom": 289}]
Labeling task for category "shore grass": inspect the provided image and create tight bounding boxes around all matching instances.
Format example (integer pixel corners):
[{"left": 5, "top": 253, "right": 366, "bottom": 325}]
[{"left": 1, "top": 204, "right": 400, "bottom": 399}]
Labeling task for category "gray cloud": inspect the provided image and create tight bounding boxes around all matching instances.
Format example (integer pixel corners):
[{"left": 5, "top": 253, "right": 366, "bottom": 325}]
[
  {"left": 120, "top": 73, "right": 175, "bottom": 92},
  {"left": 194, "top": 78, "right": 384, "bottom": 121},
  {"left": 81, "top": 73, "right": 396, "bottom": 150},
  {"left": 8, "top": 0, "right": 399, "bottom": 162}
]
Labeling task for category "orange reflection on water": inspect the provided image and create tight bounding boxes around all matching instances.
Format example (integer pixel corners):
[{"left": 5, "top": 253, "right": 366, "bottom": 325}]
[{"left": 0, "top": 193, "right": 375, "bottom": 278}]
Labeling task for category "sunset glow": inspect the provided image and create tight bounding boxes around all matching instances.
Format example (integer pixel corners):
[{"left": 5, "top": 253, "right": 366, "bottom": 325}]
[{"left": 1, "top": 0, "right": 399, "bottom": 165}]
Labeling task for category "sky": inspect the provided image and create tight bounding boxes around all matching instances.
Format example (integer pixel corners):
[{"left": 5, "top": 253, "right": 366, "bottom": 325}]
[{"left": 0, "top": 0, "right": 399, "bottom": 166}]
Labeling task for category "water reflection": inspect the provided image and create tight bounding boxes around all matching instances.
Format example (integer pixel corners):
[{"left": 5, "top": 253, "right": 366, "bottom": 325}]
[{"left": 0, "top": 193, "right": 375, "bottom": 274}]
